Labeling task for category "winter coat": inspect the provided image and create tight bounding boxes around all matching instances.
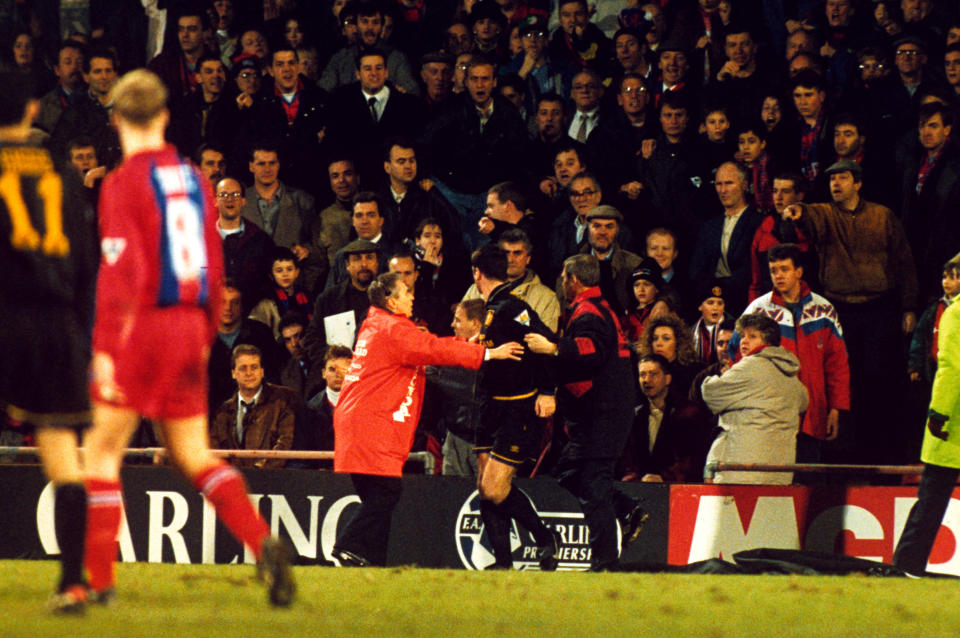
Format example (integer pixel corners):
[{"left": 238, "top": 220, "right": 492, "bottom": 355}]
[
  {"left": 210, "top": 383, "right": 298, "bottom": 468},
  {"left": 740, "top": 283, "right": 850, "bottom": 439},
  {"left": 333, "top": 306, "right": 485, "bottom": 476},
  {"left": 920, "top": 302, "right": 960, "bottom": 468},
  {"left": 702, "top": 346, "right": 808, "bottom": 484},
  {"left": 554, "top": 286, "right": 635, "bottom": 459}
]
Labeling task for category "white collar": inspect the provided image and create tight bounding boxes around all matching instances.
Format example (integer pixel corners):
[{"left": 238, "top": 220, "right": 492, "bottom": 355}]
[
  {"left": 326, "top": 386, "right": 341, "bottom": 407},
  {"left": 218, "top": 217, "right": 245, "bottom": 238},
  {"left": 362, "top": 85, "right": 390, "bottom": 103},
  {"left": 238, "top": 385, "right": 263, "bottom": 408}
]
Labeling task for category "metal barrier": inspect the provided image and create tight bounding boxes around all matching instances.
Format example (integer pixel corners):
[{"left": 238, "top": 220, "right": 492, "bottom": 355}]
[
  {"left": 0, "top": 447, "right": 436, "bottom": 474},
  {"left": 703, "top": 461, "right": 924, "bottom": 481}
]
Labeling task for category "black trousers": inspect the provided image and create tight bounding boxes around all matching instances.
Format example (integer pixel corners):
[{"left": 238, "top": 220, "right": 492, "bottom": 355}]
[
  {"left": 832, "top": 296, "right": 908, "bottom": 465},
  {"left": 557, "top": 452, "right": 619, "bottom": 566},
  {"left": 334, "top": 473, "right": 403, "bottom": 566},
  {"left": 893, "top": 463, "right": 959, "bottom": 574}
]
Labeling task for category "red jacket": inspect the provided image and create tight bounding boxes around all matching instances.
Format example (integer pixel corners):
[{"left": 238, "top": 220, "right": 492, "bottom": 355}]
[
  {"left": 739, "top": 282, "right": 851, "bottom": 439},
  {"left": 334, "top": 306, "right": 485, "bottom": 476}
]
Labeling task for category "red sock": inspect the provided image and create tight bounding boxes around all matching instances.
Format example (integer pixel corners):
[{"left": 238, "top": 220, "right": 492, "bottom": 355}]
[
  {"left": 194, "top": 463, "right": 270, "bottom": 558},
  {"left": 84, "top": 479, "right": 124, "bottom": 591}
]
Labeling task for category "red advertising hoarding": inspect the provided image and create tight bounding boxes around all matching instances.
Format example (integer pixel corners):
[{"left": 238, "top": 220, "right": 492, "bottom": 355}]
[{"left": 668, "top": 485, "right": 960, "bottom": 575}]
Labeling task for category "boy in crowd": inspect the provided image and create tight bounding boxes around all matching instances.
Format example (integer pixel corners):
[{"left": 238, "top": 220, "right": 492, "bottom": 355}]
[
  {"left": 737, "top": 122, "right": 774, "bottom": 214},
  {"left": 910, "top": 256, "right": 960, "bottom": 386},
  {"left": 249, "top": 247, "right": 313, "bottom": 339},
  {"left": 692, "top": 281, "right": 729, "bottom": 364}
]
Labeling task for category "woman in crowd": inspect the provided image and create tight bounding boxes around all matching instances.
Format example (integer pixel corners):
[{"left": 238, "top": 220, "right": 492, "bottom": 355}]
[{"left": 637, "top": 315, "right": 704, "bottom": 398}]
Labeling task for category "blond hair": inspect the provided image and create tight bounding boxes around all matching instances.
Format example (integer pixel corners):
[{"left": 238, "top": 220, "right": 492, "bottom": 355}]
[{"left": 108, "top": 69, "right": 168, "bottom": 126}]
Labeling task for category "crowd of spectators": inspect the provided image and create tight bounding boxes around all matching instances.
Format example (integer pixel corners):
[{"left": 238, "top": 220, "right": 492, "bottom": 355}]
[{"left": 4, "top": 0, "right": 960, "bottom": 483}]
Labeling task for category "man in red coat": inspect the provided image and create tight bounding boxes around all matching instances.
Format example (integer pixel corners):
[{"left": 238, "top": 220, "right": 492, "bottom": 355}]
[{"left": 332, "top": 272, "right": 522, "bottom": 566}]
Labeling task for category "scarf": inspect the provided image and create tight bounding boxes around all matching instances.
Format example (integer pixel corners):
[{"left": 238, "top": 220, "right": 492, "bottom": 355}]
[
  {"left": 275, "top": 287, "right": 312, "bottom": 320},
  {"left": 626, "top": 303, "right": 656, "bottom": 343},
  {"left": 748, "top": 151, "right": 773, "bottom": 213},
  {"left": 275, "top": 78, "right": 304, "bottom": 125},
  {"left": 916, "top": 147, "right": 944, "bottom": 194},
  {"left": 692, "top": 317, "right": 719, "bottom": 364},
  {"left": 932, "top": 296, "right": 954, "bottom": 362},
  {"left": 799, "top": 110, "right": 825, "bottom": 181},
  {"left": 398, "top": 0, "right": 424, "bottom": 22}
]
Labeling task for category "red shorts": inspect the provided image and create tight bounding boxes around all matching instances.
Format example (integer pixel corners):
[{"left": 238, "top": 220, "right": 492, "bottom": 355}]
[{"left": 93, "top": 307, "right": 210, "bottom": 420}]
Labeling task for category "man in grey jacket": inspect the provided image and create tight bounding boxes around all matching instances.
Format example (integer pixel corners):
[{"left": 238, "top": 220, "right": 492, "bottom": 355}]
[{"left": 702, "top": 313, "right": 808, "bottom": 485}]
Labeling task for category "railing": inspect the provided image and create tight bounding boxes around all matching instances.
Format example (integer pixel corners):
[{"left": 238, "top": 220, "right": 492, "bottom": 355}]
[
  {"left": 1, "top": 449, "right": 921, "bottom": 483},
  {"left": 0, "top": 447, "right": 436, "bottom": 474},
  {"left": 704, "top": 462, "right": 924, "bottom": 481}
]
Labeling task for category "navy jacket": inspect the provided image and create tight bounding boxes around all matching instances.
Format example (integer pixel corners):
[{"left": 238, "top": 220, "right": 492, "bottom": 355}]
[{"left": 554, "top": 286, "right": 635, "bottom": 459}]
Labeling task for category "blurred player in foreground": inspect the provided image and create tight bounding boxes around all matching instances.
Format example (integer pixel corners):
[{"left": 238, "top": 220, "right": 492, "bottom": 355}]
[
  {"left": 0, "top": 70, "right": 99, "bottom": 614},
  {"left": 83, "top": 69, "right": 294, "bottom": 607}
]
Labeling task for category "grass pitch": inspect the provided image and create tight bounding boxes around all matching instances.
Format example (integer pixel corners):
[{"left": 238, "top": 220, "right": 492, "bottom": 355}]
[{"left": 4, "top": 560, "right": 960, "bottom": 638}]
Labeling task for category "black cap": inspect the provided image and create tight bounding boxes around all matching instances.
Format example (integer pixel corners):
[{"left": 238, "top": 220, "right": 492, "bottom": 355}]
[
  {"left": 468, "top": 0, "right": 506, "bottom": 28},
  {"left": 696, "top": 279, "right": 726, "bottom": 304},
  {"left": 632, "top": 258, "right": 664, "bottom": 289},
  {"left": 518, "top": 14, "right": 548, "bottom": 35},
  {"left": 234, "top": 54, "right": 259, "bottom": 71},
  {"left": 420, "top": 50, "right": 454, "bottom": 67},
  {"left": 893, "top": 35, "right": 927, "bottom": 54}
]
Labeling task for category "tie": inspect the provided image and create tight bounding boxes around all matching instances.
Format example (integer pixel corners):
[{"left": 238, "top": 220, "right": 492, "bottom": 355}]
[
  {"left": 576, "top": 114, "right": 589, "bottom": 143},
  {"left": 368, "top": 96, "right": 378, "bottom": 122},
  {"left": 237, "top": 400, "right": 254, "bottom": 443}
]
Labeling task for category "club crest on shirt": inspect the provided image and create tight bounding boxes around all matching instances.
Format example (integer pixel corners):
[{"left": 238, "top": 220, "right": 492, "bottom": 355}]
[
  {"left": 101, "top": 237, "right": 127, "bottom": 265},
  {"left": 514, "top": 309, "right": 531, "bottom": 326}
]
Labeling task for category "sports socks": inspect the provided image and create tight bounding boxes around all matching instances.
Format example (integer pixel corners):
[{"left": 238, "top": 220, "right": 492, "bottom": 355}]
[
  {"left": 84, "top": 478, "right": 123, "bottom": 592},
  {"left": 498, "top": 486, "right": 553, "bottom": 546},
  {"left": 54, "top": 483, "right": 87, "bottom": 592},
  {"left": 480, "top": 499, "right": 513, "bottom": 566},
  {"left": 194, "top": 463, "right": 270, "bottom": 558}
]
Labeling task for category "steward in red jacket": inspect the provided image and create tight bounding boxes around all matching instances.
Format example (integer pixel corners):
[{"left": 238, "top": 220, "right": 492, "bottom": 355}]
[
  {"left": 334, "top": 309, "right": 485, "bottom": 476},
  {"left": 332, "top": 272, "right": 521, "bottom": 566}
]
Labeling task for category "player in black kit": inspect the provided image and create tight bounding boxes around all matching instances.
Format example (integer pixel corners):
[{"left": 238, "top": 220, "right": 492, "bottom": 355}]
[
  {"left": 0, "top": 71, "right": 99, "bottom": 614},
  {"left": 470, "top": 244, "right": 562, "bottom": 570}
]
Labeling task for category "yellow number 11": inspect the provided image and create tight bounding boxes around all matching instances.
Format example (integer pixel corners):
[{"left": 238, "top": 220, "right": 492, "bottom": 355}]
[{"left": 1, "top": 149, "right": 69, "bottom": 257}]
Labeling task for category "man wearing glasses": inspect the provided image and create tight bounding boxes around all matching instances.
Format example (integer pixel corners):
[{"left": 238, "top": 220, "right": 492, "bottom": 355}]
[
  {"left": 216, "top": 176, "right": 275, "bottom": 311},
  {"left": 548, "top": 170, "right": 602, "bottom": 279},
  {"left": 568, "top": 68, "right": 604, "bottom": 144},
  {"left": 895, "top": 37, "right": 927, "bottom": 89},
  {"left": 611, "top": 73, "right": 655, "bottom": 195},
  {"left": 503, "top": 15, "right": 574, "bottom": 114}
]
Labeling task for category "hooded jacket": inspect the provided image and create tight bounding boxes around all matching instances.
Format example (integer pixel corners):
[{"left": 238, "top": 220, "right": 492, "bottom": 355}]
[{"left": 702, "top": 346, "right": 809, "bottom": 484}]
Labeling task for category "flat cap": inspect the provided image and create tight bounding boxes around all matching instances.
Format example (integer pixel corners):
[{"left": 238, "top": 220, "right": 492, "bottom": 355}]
[
  {"left": 342, "top": 239, "right": 380, "bottom": 255},
  {"left": 824, "top": 159, "right": 863, "bottom": 179},
  {"left": 893, "top": 35, "right": 927, "bottom": 53},
  {"left": 585, "top": 205, "right": 623, "bottom": 222}
]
